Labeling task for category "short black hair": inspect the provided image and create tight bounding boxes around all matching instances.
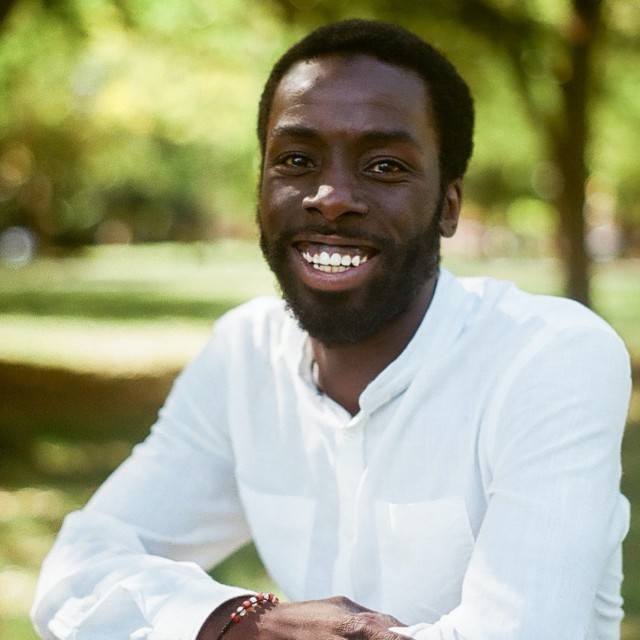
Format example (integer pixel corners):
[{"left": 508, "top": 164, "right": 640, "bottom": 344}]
[{"left": 257, "top": 19, "right": 474, "bottom": 186}]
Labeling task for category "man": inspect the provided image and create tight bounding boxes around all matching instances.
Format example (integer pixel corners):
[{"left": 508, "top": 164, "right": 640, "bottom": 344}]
[{"left": 32, "top": 19, "right": 631, "bottom": 640}]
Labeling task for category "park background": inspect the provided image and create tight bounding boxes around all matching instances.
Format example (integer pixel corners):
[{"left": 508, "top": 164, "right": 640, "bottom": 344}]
[{"left": 0, "top": 0, "right": 638, "bottom": 637}]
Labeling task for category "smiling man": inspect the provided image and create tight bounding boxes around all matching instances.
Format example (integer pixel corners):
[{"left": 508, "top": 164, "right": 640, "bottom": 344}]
[
  {"left": 258, "top": 51, "right": 462, "bottom": 414},
  {"left": 32, "top": 19, "right": 631, "bottom": 640}
]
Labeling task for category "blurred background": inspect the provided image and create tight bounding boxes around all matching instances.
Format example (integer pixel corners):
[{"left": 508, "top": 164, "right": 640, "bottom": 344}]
[{"left": 0, "top": 0, "right": 638, "bottom": 637}]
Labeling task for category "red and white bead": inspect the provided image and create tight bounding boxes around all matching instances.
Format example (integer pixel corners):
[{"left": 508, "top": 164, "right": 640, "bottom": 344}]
[{"left": 230, "top": 593, "right": 279, "bottom": 624}]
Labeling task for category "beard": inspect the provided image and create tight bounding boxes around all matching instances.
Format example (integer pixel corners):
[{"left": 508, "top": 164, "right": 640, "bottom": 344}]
[{"left": 258, "top": 201, "right": 444, "bottom": 346}]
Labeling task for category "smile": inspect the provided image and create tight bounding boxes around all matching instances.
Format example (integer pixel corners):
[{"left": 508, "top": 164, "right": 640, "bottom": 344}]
[
  {"left": 301, "top": 249, "right": 369, "bottom": 272},
  {"left": 295, "top": 242, "right": 376, "bottom": 274}
]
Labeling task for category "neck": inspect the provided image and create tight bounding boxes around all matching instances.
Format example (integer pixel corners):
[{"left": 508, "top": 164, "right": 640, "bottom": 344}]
[{"left": 311, "top": 275, "right": 438, "bottom": 415}]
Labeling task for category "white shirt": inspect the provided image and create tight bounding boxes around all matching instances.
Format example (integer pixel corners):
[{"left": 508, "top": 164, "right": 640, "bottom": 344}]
[{"left": 31, "top": 269, "right": 632, "bottom": 640}]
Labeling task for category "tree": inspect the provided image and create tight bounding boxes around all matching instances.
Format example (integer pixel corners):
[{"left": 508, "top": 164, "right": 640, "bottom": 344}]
[
  {"left": 0, "top": 0, "right": 277, "bottom": 245},
  {"left": 267, "top": 0, "right": 638, "bottom": 307},
  {"left": 1, "top": 0, "right": 637, "bottom": 303}
]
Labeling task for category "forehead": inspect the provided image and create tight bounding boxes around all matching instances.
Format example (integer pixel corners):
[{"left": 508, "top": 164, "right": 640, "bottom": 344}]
[{"left": 268, "top": 54, "right": 436, "bottom": 142}]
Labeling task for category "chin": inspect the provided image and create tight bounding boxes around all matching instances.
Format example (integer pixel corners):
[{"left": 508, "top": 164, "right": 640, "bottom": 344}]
[{"left": 260, "top": 219, "right": 442, "bottom": 345}]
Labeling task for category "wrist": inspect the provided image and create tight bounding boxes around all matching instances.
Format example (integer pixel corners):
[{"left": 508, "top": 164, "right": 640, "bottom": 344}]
[
  {"left": 197, "top": 596, "right": 248, "bottom": 640},
  {"left": 197, "top": 593, "right": 280, "bottom": 640}
]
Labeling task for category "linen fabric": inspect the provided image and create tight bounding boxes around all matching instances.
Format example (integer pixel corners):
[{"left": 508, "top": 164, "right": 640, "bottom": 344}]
[{"left": 31, "top": 269, "right": 632, "bottom": 640}]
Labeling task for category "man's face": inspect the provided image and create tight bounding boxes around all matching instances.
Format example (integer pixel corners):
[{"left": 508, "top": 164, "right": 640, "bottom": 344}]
[{"left": 258, "top": 54, "right": 458, "bottom": 345}]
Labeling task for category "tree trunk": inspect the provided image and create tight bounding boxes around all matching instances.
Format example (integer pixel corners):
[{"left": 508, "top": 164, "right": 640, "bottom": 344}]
[
  {"left": 550, "top": 0, "right": 603, "bottom": 307},
  {"left": 553, "top": 152, "right": 591, "bottom": 306},
  {"left": 0, "top": 0, "right": 18, "bottom": 29}
]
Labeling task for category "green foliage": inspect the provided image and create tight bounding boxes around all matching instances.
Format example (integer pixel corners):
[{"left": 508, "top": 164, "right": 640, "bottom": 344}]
[
  {"left": 0, "top": 0, "right": 300, "bottom": 244},
  {"left": 1, "top": 0, "right": 639, "bottom": 260}
]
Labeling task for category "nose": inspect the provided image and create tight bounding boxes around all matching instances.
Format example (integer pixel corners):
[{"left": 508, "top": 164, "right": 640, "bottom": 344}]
[{"left": 302, "top": 179, "right": 368, "bottom": 221}]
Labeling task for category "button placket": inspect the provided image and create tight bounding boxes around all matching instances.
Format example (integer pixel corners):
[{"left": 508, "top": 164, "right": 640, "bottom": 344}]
[{"left": 331, "top": 422, "right": 365, "bottom": 593}]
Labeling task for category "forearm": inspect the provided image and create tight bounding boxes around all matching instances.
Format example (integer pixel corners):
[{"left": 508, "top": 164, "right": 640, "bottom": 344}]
[
  {"left": 31, "top": 510, "right": 252, "bottom": 640},
  {"left": 31, "top": 355, "right": 255, "bottom": 639}
]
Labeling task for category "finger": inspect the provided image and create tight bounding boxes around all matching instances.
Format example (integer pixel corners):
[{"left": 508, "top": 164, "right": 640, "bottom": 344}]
[
  {"left": 356, "top": 612, "right": 404, "bottom": 628},
  {"left": 327, "top": 595, "right": 374, "bottom": 614},
  {"left": 336, "top": 613, "right": 409, "bottom": 640}
]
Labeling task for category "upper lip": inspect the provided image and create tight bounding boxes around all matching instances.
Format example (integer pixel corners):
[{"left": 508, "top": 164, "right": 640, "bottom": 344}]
[{"left": 291, "top": 232, "right": 379, "bottom": 251}]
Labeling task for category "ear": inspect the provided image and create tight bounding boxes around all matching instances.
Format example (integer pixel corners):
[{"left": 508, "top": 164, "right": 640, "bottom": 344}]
[{"left": 438, "top": 179, "right": 463, "bottom": 238}]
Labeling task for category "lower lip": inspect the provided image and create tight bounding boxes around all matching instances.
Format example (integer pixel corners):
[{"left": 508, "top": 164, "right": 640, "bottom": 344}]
[{"left": 293, "top": 249, "right": 378, "bottom": 293}]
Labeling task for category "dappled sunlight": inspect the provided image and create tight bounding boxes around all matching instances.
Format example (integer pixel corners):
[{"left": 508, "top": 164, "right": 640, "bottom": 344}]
[
  {"left": 0, "top": 567, "right": 36, "bottom": 616},
  {"left": 0, "top": 440, "right": 135, "bottom": 628},
  {"left": 623, "top": 615, "right": 640, "bottom": 640},
  {"left": 0, "top": 487, "right": 68, "bottom": 524},
  {"left": 0, "top": 240, "right": 279, "bottom": 374},
  {"left": 34, "top": 440, "right": 132, "bottom": 478},
  {"left": 630, "top": 388, "right": 640, "bottom": 425},
  {"left": 0, "top": 314, "right": 211, "bottom": 375},
  {"left": 0, "top": 484, "right": 86, "bottom": 624}
]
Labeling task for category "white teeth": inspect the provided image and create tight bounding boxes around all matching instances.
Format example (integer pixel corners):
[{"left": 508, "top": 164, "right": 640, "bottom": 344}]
[
  {"left": 313, "top": 264, "right": 348, "bottom": 273},
  {"left": 300, "top": 249, "right": 370, "bottom": 270}
]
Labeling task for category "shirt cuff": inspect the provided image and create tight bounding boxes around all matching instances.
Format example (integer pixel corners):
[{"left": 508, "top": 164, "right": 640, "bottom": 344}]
[{"left": 151, "top": 577, "right": 254, "bottom": 640}]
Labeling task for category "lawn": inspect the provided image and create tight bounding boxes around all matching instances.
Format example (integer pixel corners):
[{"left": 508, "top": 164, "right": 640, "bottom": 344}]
[{"left": 1, "top": 241, "right": 638, "bottom": 639}]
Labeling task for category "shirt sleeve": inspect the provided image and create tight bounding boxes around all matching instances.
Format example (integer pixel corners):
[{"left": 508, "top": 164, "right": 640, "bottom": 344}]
[
  {"left": 30, "top": 330, "right": 255, "bottom": 640},
  {"left": 395, "top": 324, "right": 631, "bottom": 640}
]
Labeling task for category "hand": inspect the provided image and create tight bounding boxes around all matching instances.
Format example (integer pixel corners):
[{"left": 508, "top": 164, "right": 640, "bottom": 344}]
[
  {"left": 231, "top": 595, "right": 408, "bottom": 639},
  {"left": 200, "top": 595, "right": 409, "bottom": 640}
]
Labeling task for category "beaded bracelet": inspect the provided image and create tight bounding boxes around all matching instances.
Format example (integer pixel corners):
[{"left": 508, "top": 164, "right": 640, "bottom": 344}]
[{"left": 215, "top": 593, "right": 279, "bottom": 640}]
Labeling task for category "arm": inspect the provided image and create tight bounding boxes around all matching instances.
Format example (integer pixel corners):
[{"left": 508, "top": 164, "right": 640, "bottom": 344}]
[
  {"left": 30, "top": 319, "right": 408, "bottom": 640},
  {"left": 396, "top": 326, "right": 631, "bottom": 639},
  {"left": 31, "top": 337, "right": 255, "bottom": 640}
]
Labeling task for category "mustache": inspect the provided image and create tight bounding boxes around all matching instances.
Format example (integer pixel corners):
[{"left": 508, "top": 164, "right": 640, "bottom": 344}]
[{"left": 274, "top": 223, "right": 392, "bottom": 248}]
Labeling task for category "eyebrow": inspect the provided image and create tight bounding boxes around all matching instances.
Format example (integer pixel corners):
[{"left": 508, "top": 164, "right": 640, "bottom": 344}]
[
  {"left": 269, "top": 125, "right": 318, "bottom": 140},
  {"left": 269, "top": 124, "right": 421, "bottom": 149}
]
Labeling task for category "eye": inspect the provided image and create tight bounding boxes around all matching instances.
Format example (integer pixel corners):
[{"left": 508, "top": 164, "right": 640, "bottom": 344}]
[
  {"left": 366, "top": 158, "right": 408, "bottom": 176},
  {"left": 275, "top": 153, "right": 315, "bottom": 172}
]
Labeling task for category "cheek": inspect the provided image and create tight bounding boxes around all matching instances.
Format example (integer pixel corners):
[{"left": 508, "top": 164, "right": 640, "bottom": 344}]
[
  {"left": 381, "top": 190, "right": 439, "bottom": 239},
  {"left": 259, "top": 183, "right": 304, "bottom": 228}
]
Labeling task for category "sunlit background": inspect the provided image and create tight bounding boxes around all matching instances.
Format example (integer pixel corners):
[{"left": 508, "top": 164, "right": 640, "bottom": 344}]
[{"left": 0, "top": 1, "right": 638, "bottom": 638}]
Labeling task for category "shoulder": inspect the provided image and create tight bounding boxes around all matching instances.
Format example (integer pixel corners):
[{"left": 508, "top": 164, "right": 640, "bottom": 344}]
[
  {"left": 440, "top": 270, "right": 630, "bottom": 380},
  {"left": 215, "top": 295, "right": 290, "bottom": 330},
  {"left": 170, "top": 296, "right": 302, "bottom": 393},
  {"left": 450, "top": 271, "right": 623, "bottom": 342},
  {"left": 211, "top": 295, "right": 304, "bottom": 354},
  {"left": 451, "top": 277, "right": 633, "bottom": 459}
]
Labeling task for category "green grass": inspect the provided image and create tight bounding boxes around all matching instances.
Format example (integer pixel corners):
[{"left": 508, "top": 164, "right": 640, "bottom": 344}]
[
  {"left": 0, "top": 240, "right": 276, "bottom": 373},
  {"left": 0, "top": 242, "right": 638, "bottom": 639}
]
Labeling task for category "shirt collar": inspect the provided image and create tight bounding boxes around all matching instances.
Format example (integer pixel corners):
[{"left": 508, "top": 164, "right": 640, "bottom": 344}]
[
  {"left": 293, "top": 269, "right": 472, "bottom": 415},
  {"left": 358, "top": 268, "right": 472, "bottom": 414}
]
